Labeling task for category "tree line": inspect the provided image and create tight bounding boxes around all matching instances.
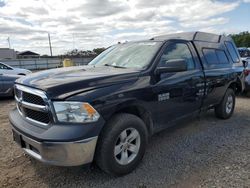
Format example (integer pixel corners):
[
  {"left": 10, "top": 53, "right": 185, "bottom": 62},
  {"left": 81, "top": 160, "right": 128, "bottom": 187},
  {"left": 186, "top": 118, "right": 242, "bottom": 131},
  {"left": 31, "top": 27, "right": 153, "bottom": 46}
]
[
  {"left": 230, "top": 31, "right": 250, "bottom": 47},
  {"left": 63, "top": 47, "right": 106, "bottom": 57}
]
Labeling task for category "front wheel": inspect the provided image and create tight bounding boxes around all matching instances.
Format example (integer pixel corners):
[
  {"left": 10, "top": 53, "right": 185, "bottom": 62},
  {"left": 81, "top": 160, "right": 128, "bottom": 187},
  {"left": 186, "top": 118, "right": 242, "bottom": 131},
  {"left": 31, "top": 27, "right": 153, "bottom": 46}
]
[
  {"left": 95, "top": 113, "right": 148, "bottom": 176},
  {"left": 215, "top": 88, "right": 235, "bottom": 119}
]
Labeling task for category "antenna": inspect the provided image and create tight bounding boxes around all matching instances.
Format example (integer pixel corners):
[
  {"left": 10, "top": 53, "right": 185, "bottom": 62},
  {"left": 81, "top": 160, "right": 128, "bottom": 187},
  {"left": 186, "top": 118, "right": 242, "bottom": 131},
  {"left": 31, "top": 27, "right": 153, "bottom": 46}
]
[{"left": 48, "top": 33, "right": 53, "bottom": 56}]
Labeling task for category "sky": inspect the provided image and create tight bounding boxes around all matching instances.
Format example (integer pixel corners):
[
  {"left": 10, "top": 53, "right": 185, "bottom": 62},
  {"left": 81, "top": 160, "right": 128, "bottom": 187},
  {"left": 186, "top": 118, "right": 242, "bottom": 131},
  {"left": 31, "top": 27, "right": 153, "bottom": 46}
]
[{"left": 0, "top": 0, "right": 249, "bottom": 55}]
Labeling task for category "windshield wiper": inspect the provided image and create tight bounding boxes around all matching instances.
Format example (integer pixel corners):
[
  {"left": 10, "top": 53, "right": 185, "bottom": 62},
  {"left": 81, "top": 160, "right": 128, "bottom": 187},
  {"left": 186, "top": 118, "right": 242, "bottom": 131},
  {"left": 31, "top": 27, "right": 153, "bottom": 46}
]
[{"left": 104, "top": 64, "right": 126, "bottom": 69}]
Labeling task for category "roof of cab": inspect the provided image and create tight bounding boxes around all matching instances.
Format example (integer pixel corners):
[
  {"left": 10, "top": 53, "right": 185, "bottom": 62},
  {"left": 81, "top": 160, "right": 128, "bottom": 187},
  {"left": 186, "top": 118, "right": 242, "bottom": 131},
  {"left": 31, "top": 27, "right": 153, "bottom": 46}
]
[{"left": 151, "top": 31, "right": 232, "bottom": 43}]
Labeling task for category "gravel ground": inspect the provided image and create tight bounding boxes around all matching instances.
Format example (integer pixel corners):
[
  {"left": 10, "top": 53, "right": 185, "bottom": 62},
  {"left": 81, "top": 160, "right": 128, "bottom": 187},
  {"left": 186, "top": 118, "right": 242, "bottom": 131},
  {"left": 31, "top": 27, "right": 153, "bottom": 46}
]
[{"left": 0, "top": 97, "right": 249, "bottom": 188}]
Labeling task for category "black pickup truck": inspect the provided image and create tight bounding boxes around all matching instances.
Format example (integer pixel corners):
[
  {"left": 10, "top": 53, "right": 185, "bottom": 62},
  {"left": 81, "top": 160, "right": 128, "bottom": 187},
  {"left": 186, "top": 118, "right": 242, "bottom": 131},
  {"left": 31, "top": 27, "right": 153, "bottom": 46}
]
[{"left": 9, "top": 32, "right": 245, "bottom": 176}]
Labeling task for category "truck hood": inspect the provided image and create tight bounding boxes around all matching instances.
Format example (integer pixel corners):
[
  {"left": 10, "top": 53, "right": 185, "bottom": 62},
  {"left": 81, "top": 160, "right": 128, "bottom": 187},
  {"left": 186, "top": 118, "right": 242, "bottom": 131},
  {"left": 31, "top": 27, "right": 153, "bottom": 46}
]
[{"left": 16, "top": 65, "right": 140, "bottom": 99}]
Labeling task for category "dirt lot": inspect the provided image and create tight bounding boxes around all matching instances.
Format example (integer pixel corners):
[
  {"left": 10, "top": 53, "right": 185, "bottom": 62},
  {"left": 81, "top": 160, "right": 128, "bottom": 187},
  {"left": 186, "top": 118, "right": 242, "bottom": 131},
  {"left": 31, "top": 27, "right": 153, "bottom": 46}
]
[{"left": 0, "top": 97, "right": 249, "bottom": 188}]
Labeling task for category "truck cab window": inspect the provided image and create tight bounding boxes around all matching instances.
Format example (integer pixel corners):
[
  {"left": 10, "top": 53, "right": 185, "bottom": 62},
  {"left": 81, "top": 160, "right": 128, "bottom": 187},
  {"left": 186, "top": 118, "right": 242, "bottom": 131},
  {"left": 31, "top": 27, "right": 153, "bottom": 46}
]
[
  {"left": 203, "top": 48, "right": 229, "bottom": 64},
  {"left": 216, "top": 50, "right": 229, "bottom": 64},
  {"left": 158, "top": 43, "right": 195, "bottom": 70},
  {"left": 203, "top": 49, "right": 217, "bottom": 64}
]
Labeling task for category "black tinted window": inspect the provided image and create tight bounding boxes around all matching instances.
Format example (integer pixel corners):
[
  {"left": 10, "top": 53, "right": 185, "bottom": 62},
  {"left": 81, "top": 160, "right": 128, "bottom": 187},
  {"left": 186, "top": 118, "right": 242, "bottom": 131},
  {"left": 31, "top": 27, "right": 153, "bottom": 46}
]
[
  {"left": 225, "top": 41, "right": 239, "bottom": 63},
  {"left": 159, "top": 43, "right": 195, "bottom": 70}
]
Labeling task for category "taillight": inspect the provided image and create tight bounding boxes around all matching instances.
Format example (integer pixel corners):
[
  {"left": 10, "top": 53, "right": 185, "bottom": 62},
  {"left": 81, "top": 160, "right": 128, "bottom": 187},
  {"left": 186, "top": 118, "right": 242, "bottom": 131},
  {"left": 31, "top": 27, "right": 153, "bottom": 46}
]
[{"left": 244, "top": 69, "right": 250, "bottom": 76}]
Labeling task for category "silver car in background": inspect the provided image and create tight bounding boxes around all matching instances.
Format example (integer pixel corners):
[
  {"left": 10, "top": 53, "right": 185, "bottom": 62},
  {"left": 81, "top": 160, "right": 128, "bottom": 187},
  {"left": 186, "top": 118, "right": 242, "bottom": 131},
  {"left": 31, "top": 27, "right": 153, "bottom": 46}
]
[
  {"left": 0, "top": 74, "right": 21, "bottom": 97},
  {"left": 0, "top": 62, "right": 31, "bottom": 75}
]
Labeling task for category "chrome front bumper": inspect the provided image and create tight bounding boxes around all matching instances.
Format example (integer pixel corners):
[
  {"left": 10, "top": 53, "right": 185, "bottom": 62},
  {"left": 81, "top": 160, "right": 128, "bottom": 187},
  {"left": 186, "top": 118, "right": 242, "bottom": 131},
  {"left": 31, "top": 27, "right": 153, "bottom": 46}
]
[{"left": 12, "top": 128, "right": 98, "bottom": 166}]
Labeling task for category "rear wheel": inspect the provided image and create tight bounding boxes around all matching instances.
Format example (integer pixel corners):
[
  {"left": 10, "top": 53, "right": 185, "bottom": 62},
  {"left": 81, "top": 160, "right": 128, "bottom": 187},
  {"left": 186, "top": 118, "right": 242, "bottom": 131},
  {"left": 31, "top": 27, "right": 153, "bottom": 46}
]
[
  {"left": 215, "top": 88, "right": 235, "bottom": 119},
  {"left": 246, "top": 91, "right": 250, "bottom": 98},
  {"left": 95, "top": 113, "right": 148, "bottom": 176}
]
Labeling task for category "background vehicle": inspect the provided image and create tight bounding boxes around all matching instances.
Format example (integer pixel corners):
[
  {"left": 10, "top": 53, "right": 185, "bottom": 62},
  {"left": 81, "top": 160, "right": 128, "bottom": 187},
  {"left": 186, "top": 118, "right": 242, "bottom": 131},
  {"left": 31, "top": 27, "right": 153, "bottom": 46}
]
[
  {"left": 9, "top": 32, "right": 244, "bottom": 176},
  {"left": 238, "top": 47, "right": 250, "bottom": 62},
  {"left": 238, "top": 48, "right": 250, "bottom": 95},
  {"left": 244, "top": 64, "right": 250, "bottom": 96},
  {"left": 0, "top": 74, "right": 21, "bottom": 97},
  {"left": 0, "top": 62, "right": 31, "bottom": 75}
]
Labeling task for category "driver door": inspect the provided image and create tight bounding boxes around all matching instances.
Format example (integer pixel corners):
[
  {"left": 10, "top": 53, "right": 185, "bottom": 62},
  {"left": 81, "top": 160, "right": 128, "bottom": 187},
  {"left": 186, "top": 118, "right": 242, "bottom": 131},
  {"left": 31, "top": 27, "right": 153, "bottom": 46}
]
[{"left": 152, "top": 40, "right": 205, "bottom": 129}]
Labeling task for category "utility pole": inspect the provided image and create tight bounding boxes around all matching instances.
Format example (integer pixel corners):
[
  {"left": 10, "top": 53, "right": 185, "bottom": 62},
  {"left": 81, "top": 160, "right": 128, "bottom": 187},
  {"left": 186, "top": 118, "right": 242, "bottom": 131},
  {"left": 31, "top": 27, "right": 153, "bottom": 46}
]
[
  {"left": 7, "top": 37, "right": 11, "bottom": 49},
  {"left": 48, "top": 33, "right": 53, "bottom": 56},
  {"left": 73, "top": 33, "right": 75, "bottom": 49}
]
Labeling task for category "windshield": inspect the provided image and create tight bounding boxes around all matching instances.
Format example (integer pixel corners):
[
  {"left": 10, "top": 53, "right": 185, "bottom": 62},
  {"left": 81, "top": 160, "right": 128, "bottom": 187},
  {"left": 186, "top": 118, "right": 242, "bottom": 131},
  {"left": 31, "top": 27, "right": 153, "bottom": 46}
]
[{"left": 89, "top": 41, "right": 162, "bottom": 69}]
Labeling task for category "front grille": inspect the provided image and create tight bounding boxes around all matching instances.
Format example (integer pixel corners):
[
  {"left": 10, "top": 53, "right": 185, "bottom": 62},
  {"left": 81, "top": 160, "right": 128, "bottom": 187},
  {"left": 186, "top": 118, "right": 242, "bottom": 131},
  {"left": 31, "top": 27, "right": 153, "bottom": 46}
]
[
  {"left": 24, "top": 108, "right": 50, "bottom": 124},
  {"left": 15, "top": 88, "right": 22, "bottom": 98},
  {"left": 22, "top": 91, "right": 45, "bottom": 105},
  {"left": 15, "top": 85, "right": 51, "bottom": 126}
]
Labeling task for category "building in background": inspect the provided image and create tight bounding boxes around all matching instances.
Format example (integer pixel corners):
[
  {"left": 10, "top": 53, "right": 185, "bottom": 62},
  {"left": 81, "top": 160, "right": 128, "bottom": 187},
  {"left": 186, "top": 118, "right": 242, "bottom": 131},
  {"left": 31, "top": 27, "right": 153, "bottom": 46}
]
[
  {"left": 0, "top": 48, "right": 17, "bottom": 59},
  {"left": 17, "top": 51, "right": 40, "bottom": 59}
]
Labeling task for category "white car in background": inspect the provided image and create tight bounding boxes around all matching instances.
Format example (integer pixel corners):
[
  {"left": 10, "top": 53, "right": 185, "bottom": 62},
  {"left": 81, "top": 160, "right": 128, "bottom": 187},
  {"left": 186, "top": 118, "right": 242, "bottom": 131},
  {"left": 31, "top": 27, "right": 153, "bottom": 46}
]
[{"left": 0, "top": 62, "right": 32, "bottom": 75}]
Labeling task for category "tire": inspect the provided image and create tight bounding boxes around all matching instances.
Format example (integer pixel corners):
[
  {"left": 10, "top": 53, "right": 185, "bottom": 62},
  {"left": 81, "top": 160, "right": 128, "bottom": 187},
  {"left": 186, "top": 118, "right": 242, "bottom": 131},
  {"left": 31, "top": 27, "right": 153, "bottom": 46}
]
[
  {"left": 95, "top": 113, "right": 148, "bottom": 176},
  {"left": 246, "top": 91, "right": 250, "bottom": 98},
  {"left": 215, "top": 88, "right": 235, "bottom": 119}
]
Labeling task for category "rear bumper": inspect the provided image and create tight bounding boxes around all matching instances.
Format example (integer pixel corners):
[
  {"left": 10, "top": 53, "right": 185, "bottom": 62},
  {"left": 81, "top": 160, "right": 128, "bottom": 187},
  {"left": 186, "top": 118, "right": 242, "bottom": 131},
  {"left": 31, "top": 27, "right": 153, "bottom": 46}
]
[{"left": 12, "top": 127, "right": 98, "bottom": 166}]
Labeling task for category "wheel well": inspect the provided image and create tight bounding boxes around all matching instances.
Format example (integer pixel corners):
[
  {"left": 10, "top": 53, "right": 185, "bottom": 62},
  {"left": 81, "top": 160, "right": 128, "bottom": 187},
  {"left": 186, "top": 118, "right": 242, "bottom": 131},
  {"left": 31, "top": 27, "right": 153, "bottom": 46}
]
[
  {"left": 115, "top": 106, "right": 153, "bottom": 136},
  {"left": 228, "top": 81, "right": 241, "bottom": 94}
]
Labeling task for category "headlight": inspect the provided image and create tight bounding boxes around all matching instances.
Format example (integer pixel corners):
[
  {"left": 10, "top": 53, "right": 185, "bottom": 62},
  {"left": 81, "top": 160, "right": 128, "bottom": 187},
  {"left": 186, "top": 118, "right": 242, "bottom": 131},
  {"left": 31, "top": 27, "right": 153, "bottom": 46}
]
[{"left": 53, "top": 102, "right": 100, "bottom": 123}]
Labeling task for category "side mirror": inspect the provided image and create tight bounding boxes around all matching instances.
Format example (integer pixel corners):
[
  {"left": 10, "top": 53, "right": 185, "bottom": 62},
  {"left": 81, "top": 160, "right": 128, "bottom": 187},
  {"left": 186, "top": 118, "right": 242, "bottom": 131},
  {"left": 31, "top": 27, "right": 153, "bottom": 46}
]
[
  {"left": 156, "top": 59, "right": 187, "bottom": 74},
  {"left": 243, "top": 60, "right": 248, "bottom": 68}
]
